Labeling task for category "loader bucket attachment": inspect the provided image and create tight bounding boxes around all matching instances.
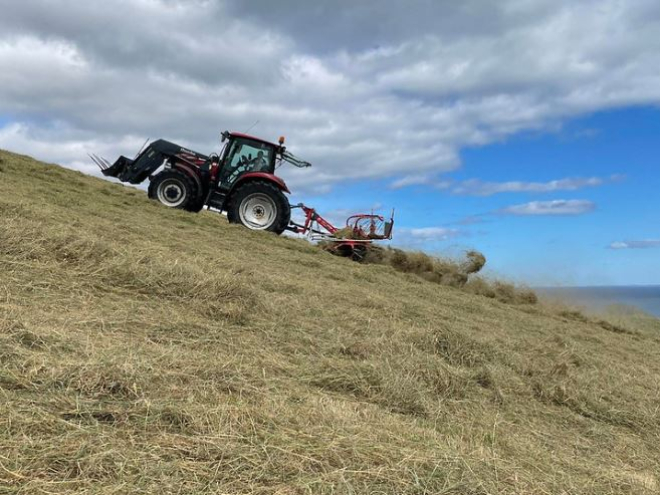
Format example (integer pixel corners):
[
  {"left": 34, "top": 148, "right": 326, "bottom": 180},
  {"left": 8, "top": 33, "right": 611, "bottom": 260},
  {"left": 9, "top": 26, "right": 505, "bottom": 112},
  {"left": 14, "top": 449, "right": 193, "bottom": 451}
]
[{"left": 90, "top": 154, "right": 134, "bottom": 179}]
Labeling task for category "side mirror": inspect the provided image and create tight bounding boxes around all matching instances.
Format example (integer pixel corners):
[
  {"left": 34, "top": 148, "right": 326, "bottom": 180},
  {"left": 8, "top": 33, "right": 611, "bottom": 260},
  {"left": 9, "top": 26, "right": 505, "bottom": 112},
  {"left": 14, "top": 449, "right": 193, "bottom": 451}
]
[{"left": 220, "top": 131, "right": 230, "bottom": 142}]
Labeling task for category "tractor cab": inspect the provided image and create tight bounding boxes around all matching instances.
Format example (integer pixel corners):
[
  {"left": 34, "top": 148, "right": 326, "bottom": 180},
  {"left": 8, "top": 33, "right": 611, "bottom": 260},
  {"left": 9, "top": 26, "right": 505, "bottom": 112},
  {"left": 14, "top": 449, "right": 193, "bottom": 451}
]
[
  {"left": 209, "top": 131, "right": 280, "bottom": 190},
  {"left": 209, "top": 131, "right": 311, "bottom": 190}
]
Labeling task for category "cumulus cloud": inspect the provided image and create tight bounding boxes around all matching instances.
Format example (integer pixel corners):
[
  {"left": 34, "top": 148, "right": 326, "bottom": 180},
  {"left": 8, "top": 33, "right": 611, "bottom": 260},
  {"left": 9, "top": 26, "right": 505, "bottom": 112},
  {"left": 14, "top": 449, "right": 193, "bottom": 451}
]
[
  {"left": 608, "top": 240, "right": 660, "bottom": 249},
  {"left": 452, "top": 175, "right": 619, "bottom": 196},
  {"left": 389, "top": 174, "right": 451, "bottom": 190},
  {"left": 500, "top": 199, "right": 596, "bottom": 216},
  {"left": 389, "top": 174, "right": 434, "bottom": 189},
  {"left": 391, "top": 174, "right": 622, "bottom": 194},
  {"left": 407, "top": 227, "right": 461, "bottom": 241},
  {"left": 0, "top": 0, "right": 659, "bottom": 197}
]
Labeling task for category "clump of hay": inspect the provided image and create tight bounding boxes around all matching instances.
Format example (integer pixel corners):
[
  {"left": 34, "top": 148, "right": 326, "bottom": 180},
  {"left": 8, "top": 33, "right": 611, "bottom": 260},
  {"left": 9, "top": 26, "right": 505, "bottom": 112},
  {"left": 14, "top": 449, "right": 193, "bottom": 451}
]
[
  {"left": 361, "top": 246, "right": 537, "bottom": 305},
  {"left": 332, "top": 227, "right": 362, "bottom": 240},
  {"left": 463, "top": 250, "right": 486, "bottom": 274},
  {"left": 362, "top": 248, "right": 482, "bottom": 289},
  {"left": 315, "top": 226, "right": 537, "bottom": 306}
]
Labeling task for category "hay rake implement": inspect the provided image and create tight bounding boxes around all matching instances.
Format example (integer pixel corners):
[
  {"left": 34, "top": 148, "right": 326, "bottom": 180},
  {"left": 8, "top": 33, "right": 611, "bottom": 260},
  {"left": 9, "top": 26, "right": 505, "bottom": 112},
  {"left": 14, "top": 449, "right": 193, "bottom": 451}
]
[{"left": 288, "top": 204, "right": 394, "bottom": 260}]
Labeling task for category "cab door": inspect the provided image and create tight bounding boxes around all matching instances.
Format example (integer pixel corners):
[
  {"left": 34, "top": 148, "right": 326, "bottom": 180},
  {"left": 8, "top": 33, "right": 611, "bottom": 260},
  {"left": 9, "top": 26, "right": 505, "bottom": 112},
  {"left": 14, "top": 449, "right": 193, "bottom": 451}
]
[{"left": 217, "top": 138, "right": 275, "bottom": 190}]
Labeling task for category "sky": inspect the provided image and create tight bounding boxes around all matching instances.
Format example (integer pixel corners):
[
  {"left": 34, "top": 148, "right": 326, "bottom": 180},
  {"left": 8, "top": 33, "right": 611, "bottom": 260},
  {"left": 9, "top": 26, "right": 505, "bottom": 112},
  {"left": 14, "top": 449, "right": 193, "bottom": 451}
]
[{"left": 0, "top": 0, "right": 658, "bottom": 285}]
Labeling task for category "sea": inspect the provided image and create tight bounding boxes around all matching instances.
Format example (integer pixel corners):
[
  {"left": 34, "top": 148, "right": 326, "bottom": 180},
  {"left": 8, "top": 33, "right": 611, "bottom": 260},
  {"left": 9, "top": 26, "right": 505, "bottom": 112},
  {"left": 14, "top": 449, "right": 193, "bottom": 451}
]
[{"left": 536, "top": 285, "right": 660, "bottom": 318}]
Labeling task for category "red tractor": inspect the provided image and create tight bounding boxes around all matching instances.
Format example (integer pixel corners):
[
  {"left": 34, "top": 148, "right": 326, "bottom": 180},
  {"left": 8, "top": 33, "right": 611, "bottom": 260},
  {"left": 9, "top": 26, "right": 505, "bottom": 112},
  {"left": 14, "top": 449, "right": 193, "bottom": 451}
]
[
  {"left": 92, "top": 130, "right": 394, "bottom": 256},
  {"left": 92, "top": 130, "right": 310, "bottom": 234}
]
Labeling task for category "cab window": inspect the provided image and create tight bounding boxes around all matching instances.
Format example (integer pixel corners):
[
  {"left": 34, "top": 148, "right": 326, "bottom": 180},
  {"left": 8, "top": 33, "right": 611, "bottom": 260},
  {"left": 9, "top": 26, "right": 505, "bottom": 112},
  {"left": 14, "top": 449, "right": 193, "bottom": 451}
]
[{"left": 220, "top": 138, "right": 273, "bottom": 186}]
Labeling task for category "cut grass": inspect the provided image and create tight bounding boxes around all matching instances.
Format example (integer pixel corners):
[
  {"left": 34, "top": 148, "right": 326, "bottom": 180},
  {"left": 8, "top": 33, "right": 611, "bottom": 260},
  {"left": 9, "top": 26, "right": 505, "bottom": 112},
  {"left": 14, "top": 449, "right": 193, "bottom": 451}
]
[
  {"left": 362, "top": 246, "right": 537, "bottom": 304},
  {"left": 1, "top": 148, "right": 660, "bottom": 494}
]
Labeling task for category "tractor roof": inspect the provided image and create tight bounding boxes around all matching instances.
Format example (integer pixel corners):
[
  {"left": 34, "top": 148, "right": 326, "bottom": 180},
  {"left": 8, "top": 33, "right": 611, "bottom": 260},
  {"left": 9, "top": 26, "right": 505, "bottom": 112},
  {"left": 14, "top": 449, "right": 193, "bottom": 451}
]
[
  {"left": 229, "top": 131, "right": 279, "bottom": 148},
  {"left": 227, "top": 130, "right": 312, "bottom": 168}
]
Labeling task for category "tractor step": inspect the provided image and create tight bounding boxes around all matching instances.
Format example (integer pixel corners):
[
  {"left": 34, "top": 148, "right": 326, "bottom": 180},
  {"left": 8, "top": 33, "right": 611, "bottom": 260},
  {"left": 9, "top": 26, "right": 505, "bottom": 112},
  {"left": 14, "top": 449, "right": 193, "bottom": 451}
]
[{"left": 206, "top": 190, "right": 227, "bottom": 210}]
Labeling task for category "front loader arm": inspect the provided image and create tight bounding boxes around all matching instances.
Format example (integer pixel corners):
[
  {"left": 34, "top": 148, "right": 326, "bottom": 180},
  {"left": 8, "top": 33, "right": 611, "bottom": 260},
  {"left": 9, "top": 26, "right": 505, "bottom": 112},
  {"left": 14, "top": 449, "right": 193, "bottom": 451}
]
[{"left": 92, "top": 140, "right": 208, "bottom": 185}]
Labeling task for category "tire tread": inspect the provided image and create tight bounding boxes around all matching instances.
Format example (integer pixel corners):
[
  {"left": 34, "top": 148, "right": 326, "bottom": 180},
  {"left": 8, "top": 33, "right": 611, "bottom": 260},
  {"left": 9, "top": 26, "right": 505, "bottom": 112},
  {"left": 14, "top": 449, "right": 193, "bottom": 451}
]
[
  {"left": 226, "top": 180, "right": 290, "bottom": 234},
  {"left": 147, "top": 169, "right": 199, "bottom": 210}
]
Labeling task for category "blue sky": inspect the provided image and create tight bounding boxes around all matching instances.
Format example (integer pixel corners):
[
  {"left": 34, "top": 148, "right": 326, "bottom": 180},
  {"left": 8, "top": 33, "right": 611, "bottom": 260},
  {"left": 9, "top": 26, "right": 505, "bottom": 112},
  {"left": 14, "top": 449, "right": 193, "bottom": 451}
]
[
  {"left": 298, "top": 107, "right": 660, "bottom": 285},
  {"left": 1, "top": 1, "right": 659, "bottom": 286},
  {"left": 468, "top": 108, "right": 659, "bottom": 285}
]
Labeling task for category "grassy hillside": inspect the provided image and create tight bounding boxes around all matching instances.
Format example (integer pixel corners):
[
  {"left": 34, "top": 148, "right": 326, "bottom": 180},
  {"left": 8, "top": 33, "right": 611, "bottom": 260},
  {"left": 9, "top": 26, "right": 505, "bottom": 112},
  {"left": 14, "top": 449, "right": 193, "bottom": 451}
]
[{"left": 1, "top": 149, "right": 660, "bottom": 494}]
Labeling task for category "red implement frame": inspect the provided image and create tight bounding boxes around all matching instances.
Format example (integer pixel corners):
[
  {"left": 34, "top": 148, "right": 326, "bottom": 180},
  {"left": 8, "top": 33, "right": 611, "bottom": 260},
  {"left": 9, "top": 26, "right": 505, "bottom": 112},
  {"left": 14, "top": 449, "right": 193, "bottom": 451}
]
[{"left": 288, "top": 204, "right": 394, "bottom": 259}]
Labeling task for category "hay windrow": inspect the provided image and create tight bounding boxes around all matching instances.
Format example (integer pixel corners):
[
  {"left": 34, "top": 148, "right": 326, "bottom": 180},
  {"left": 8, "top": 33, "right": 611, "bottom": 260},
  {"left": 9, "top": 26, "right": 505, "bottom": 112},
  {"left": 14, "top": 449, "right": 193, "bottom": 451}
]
[{"left": 358, "top": 246, "right": 537, "bottom": 304}]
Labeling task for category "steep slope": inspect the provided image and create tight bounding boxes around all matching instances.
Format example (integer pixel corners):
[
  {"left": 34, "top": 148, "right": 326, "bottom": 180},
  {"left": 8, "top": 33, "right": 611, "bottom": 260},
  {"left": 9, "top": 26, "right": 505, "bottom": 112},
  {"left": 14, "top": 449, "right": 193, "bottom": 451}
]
[{"left": 1, "top": 149, "right": 659, "bottom": 494}]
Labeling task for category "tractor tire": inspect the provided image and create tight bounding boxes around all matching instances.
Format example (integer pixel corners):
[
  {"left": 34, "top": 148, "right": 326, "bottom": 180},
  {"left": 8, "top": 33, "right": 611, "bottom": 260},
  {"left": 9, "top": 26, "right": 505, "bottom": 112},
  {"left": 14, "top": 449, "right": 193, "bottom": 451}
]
[
  {"left": 148, "top": 170, "right": 198, "bottom": 210},
  {"left": 227, "top": 180, "right": 290, "bottom": 234},
  {"left": 184, "top": 198, "right": 205, "bottom": 213}
]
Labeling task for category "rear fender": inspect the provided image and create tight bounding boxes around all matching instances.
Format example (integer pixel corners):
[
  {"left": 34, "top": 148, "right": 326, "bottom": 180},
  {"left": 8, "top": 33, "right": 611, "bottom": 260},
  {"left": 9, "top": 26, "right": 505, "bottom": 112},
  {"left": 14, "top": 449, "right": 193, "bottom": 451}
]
[{"left": 232, "top": 172, "right": 291, "bottom": 194}]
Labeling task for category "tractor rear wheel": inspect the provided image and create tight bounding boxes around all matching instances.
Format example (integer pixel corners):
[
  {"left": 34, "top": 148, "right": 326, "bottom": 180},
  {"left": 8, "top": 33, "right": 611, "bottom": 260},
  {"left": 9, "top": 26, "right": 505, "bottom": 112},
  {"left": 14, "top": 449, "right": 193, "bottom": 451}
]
[
  {"left": 227, "top": 180, "right": 290, "bottom": 234},
  {"left": 148, "top": 170, "right": 197, "bottom": 210}
]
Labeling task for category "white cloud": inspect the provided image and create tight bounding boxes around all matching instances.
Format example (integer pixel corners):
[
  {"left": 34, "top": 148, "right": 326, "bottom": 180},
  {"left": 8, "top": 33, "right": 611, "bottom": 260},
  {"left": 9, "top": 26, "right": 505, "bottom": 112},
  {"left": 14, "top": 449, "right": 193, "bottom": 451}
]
[
  {"left": 392, "top": 174, "right": 622, "bottom": 194},
  {"left": 609, "top": 240, "right": 660, "bottom": 249},
  {"left": 0, "top": 0, "right": 659, "bottom": 196},
  {"left": 407, "top": 227, "right": 461, "bottom": 241},
  {"left": 0, "top": 122, "right": 145, "bottom": 179},
  {"left": 452, "top": 176, "right": 617, "bottom": 196},
  {"left": 389, "top": 174, "right": 451, "bottom": 190},
  {"left": 389, "top": 174, "right": 434, "bottom": 189},
  {"left": 500, "top": 199, "right": 596, "bottom": 216}
]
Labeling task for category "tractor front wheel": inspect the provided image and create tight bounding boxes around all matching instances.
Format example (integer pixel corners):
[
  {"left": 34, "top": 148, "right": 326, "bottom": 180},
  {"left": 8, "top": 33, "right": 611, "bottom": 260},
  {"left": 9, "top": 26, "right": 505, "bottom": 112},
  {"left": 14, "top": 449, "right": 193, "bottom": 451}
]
[
  {"left": 227, "top": 181, "right": 290, "bottom": 234},
  {"left": 148, "top": 170, "right": 197, "bottom": 210}
]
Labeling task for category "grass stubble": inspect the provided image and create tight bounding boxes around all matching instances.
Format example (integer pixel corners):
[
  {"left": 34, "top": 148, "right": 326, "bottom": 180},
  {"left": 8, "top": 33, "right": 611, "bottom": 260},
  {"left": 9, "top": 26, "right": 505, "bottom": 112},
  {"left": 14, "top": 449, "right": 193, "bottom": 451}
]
[{"left": 1, "top": 149, "right": 660, "bottom": 494}]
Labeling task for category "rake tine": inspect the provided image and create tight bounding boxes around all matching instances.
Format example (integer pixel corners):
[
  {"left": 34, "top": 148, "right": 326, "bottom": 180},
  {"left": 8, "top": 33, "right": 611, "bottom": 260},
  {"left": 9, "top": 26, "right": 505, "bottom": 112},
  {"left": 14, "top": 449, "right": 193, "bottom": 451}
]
[
  {"left": 98, "top": 156, "right": 113, "bottom": 169},
  {"left": 89, "top": 153, "right": 105, "bottom": 170},
  {"left": 92, "top": 154, "right": 105, "bottom": 169}
]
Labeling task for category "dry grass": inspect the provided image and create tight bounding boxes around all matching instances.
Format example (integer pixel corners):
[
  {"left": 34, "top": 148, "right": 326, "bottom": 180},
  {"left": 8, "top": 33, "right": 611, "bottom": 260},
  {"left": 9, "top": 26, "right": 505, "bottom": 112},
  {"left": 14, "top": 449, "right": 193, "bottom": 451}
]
[
  {"left": 1, "top": 149, "right": 660, "bottom": 494},
  {"left": 363, "top": 247, "right": 471, "bottom": 287},
  {"left": 464, "top": 277, "right": 539, "bottom": 305},
  {"left": 361, "top": 246, "right": 537, "bottom": 305}
]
